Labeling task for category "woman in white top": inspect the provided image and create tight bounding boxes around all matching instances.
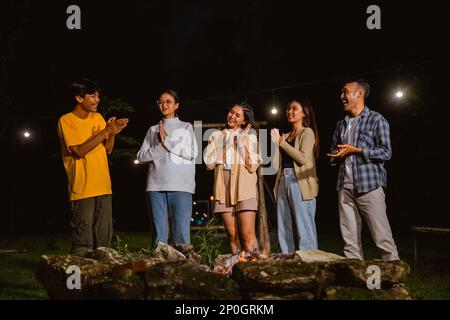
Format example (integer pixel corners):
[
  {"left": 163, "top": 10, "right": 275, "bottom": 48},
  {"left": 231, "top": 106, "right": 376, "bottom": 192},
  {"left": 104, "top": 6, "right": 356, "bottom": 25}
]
[
  {"left": 204, "top": 102, "right": 261, "bottom": 255},
  {"left": 137, "top": 89, "right": 196, "bottom": 246}
]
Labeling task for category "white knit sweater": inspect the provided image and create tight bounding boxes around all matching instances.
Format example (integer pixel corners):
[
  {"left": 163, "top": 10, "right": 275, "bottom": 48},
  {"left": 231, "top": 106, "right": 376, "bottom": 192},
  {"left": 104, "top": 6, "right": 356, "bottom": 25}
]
[{"left": 137, "top": 117, "right": 196, "bottom": 194}]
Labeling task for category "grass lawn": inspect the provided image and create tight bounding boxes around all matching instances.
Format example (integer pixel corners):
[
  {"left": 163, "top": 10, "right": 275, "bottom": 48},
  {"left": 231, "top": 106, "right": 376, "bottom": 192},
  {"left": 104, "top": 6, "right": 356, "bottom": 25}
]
[{"left": 1, "top": 229, "right": 449, "bottom": 300}]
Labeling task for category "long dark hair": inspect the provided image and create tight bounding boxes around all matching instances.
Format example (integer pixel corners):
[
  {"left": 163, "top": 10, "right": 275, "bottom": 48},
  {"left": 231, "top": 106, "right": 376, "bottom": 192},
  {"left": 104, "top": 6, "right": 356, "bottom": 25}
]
[
  {"left": 227, "top": 101, "right": 256, "bottom": 129},
  {"left": 287, "top": 97, "right": 320, "bottom": 159}
]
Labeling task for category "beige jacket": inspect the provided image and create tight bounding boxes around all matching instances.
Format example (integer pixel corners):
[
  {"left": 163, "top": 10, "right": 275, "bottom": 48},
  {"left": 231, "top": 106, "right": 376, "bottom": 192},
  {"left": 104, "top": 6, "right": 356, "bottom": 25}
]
[
  {"left": 204, "top": 130, "right": 262, "bottom": 205},
  {"left": 273, "top": 127, "right": 319, "bottom": 201}
]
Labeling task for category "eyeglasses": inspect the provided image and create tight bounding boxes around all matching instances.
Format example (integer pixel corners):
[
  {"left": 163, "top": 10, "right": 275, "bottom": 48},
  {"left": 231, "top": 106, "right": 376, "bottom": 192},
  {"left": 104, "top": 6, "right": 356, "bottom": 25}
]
[{"left": 156, "top": 99, "right": 174, "bottom": 106}]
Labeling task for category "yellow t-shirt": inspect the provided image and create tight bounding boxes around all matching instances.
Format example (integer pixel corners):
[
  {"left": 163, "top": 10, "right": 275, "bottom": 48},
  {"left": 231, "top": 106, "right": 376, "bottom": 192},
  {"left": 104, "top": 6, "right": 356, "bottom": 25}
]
[{"left": 57, "top": 112, "right": 112, "bottom": 201}]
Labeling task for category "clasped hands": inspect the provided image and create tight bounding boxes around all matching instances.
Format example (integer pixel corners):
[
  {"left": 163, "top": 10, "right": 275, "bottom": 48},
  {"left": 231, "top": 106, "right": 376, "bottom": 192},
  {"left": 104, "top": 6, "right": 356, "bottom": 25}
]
[{"left": 326, "top": 144, "right": 362, "bottom": 159}]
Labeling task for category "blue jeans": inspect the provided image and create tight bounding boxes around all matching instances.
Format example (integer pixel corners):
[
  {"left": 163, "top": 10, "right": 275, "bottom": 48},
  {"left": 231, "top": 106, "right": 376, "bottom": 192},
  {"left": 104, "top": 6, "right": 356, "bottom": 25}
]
[
  {"left": 146, "top": 191, "right": 192, "bottom": 245},
  {"left": 277, "top": 168, "right": 318, "bottom": 253}
]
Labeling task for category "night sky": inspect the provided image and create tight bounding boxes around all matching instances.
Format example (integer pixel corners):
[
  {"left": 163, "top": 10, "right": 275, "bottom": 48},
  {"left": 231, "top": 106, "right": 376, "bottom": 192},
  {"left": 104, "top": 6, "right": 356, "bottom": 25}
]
[{"left": 1, "top": 0, "right": 449, "bottom": 235}]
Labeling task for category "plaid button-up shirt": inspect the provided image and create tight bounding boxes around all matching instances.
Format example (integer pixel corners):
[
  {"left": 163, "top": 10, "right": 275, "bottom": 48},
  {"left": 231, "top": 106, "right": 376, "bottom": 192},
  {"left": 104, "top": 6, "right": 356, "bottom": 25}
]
[{"left": 330, "top": 106, "right": 392, "bottom": 193}]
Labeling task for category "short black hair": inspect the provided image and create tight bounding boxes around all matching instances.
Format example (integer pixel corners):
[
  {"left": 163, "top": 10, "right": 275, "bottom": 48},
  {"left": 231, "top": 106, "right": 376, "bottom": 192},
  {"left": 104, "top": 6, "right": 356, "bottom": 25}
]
[
  {"left": 344, "top": 78, "right": 370, "bottom": 99},
  {"left": 69, "top": 78, "right": 101, "bottom": 103}
]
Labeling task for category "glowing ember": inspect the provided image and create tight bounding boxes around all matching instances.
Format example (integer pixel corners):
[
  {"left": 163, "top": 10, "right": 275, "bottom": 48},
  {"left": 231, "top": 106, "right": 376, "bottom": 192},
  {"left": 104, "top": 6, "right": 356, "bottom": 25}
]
[{"left": 213, "top": 249, "right": 262, "bottom": 276}]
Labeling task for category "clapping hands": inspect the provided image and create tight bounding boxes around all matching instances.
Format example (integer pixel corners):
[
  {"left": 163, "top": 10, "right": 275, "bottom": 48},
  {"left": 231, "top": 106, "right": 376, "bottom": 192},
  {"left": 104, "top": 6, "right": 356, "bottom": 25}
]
[
  {"left": 270, "top": 128, "right": 285, "bottom": 145},
  {"left": 106, "top": 117, "right": 129, "bottom": 136}
]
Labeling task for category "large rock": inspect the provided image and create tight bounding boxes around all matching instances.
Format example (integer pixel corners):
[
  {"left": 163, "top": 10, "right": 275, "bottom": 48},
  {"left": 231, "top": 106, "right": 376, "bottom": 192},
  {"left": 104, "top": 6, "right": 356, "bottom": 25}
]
[
  {"left": 84, "top": 247, "right": 130, "bottom": 264},
  {"left": 232, "top": 260, "right": 335, "bottom": 299},
  {"left": 295, "top": 250, "right": 346, "bottom": 263},
  {"left": 172, "top": 243, "right": 204, "bottom": 265},
  {"left": 230, "top": 255, "right": 412, "bottom": 300},
  {"left": 153, "top": 242, "right": 187, "bottom": 261},
  {"left": 142, "top": 260, "right": 241, "bottom": 300},
  {"left": 35, "top": 244, "right": 220, "bottom": 300},
  {"left": 331, "top": 259, "right": 410, "bottom": 288},
  {"left": 36, "top": 247, "right": 166, "bottom": 299}
]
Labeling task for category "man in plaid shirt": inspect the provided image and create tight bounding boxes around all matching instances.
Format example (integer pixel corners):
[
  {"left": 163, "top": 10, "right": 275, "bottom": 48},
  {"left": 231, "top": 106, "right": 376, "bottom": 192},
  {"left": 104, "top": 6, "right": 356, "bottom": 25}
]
[{"left": 328, "top": 79, "right": 399, "bottom": 261}]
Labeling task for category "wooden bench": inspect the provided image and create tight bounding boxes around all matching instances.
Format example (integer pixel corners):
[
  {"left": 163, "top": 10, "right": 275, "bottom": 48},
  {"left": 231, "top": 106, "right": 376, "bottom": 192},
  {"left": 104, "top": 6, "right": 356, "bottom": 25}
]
[{"left": 411, "top": 226, "right": 450, "bottom": 266}]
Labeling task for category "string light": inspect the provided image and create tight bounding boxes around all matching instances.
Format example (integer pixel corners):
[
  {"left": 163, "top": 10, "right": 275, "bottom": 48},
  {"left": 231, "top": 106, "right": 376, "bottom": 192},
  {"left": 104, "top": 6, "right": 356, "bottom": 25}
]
[{"left": 182, "top": 61, "right": 429, "bottom": 106}]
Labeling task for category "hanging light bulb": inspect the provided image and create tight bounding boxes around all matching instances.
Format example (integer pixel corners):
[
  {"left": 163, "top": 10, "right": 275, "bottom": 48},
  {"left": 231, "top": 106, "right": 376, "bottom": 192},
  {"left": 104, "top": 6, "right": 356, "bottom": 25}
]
[
  {"left": 395, "top": 90, "right": 404, "bottom": 98},
  {"left": 270, "top": 88, "right": 279, "bottom": 115}
]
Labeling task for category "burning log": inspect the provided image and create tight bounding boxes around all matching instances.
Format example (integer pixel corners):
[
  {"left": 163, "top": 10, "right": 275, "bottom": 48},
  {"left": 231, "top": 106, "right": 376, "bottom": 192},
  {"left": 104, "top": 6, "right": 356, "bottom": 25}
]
[{"left": 213, "top": 249, "right": 268, "bottom": 276}]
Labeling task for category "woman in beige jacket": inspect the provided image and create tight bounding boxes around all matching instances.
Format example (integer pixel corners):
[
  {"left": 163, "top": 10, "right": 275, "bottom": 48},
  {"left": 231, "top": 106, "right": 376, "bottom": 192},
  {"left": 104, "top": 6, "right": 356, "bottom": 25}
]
[
  {"left": 271, "top": 98, "right": 319, "bottom": 253},
  {"left": 204, "top": 102, "right": 262, "bottom": 255}
]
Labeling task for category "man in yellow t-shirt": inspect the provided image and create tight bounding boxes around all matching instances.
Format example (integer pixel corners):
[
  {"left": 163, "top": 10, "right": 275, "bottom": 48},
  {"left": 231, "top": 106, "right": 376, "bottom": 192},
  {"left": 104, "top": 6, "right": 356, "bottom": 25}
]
[{"left": 57, "top": 79, "right": 129, "bottom": 256}]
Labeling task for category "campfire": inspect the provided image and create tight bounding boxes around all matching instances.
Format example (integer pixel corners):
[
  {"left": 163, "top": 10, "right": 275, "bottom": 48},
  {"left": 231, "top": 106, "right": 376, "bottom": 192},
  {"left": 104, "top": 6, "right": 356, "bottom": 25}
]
[
  {"left": 239, "top": 249, "right": 259, "bottom": 262},
  {"left": 213, "top": 249, "right": 266, "bottom": 276}
]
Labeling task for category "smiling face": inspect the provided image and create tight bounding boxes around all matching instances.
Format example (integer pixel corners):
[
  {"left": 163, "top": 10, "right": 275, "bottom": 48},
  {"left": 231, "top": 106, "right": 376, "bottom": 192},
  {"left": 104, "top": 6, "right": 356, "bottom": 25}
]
[
  {"left": 227, "top": 105, "right": 246, "bottom": 129},
  {"left": 340, "top": 82, "right": 363, "bottom": 112},
  {"left": 76, "top": 91, "right": 100, "bottom": 113},
  {"left": 158, "top": 92, "right": 179, "bottom": 118},
  {"left": 286, "top": 101, "right": 305, "bottom": 124}
]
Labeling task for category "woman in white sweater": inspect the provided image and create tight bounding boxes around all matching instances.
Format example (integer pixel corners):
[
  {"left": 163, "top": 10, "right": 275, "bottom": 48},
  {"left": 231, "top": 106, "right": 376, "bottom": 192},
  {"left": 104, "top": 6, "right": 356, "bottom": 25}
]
[{"left": 137, "top": 90, "right": 196, "bottom": 246}]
